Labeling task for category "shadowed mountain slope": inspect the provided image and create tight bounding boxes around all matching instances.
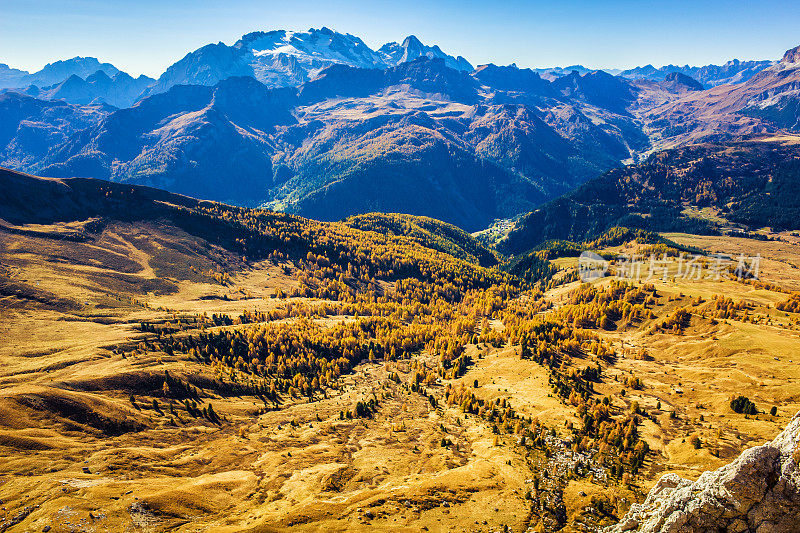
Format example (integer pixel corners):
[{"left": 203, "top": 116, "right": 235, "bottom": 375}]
[{"left": 497, "top": 138, "right": 800, "bottom": 255}]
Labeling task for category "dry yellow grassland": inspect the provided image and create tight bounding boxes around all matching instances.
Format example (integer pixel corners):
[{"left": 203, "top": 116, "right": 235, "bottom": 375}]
[{"left": 1, "top": 219, "right": 799, "bottom": 532}]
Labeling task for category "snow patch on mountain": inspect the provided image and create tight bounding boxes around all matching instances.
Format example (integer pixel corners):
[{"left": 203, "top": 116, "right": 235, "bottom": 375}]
[{"left": 148, "top": 29, "right": 476, "bottom": 95}]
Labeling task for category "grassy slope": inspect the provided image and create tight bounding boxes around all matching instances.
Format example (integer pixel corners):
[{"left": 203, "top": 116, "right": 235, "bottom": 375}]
[
  {"left": 0, "top": 168, "right": 532, "bottom": 532},
  {"left": 2, "top": 167, "right": 800, "bottom": 532}
]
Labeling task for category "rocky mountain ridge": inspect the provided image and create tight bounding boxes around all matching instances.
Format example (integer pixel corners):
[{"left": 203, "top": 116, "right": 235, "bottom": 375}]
[
  {"left": 619, "top": 58, "right": 775, "bottom": 88},
  {"left": 18, "top": 70, "right": 155, "bottom": 108},
  {"left": 378, "top": 35, "right": 473, "bottom": 72},
  {"left": 144, "top": 28, "right": 473, "bottom": 96},
  {"left": 0, "top": 30, "right": 783, "bottom": 109},
  {"left": 0, "top": 56, "right": 120, "bottom": 89}
]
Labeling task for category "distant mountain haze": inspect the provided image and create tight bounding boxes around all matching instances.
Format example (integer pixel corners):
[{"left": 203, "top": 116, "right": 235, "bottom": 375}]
[
  {"left": 0, "top": 57, "right": 120, "bottom": 89},
  {"left": 20, "top": 71, "right": 155, "bottom": 108}
]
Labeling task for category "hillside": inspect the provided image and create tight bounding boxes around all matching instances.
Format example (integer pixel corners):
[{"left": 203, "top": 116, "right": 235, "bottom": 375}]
[
  {"left": 3, "top": 167, "right": 800, "bottom": 531},
  {"left": 498, "top": 138, "right": 800, "bottom": 255},
  {"left": 31, "top": 77, "right": 297, "bottom": 206},
  {"left": 0, "top": 93, "right": 113, "bottom": 171},
  {"left": 343, "top": 212, "right": 498, "bottom": 266}
]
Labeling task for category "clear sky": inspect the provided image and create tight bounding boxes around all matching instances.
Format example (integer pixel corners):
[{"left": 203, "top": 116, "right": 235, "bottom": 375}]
[{"left": 2, "top": 0, "right": 799, "bottom": 78}]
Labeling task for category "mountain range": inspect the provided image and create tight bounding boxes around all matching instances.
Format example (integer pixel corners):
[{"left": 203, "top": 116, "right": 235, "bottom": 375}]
[
  {"left": 142, "top": 28, "right": 474, "bottom": 97},
  {"left": 0, "top": 58, "right": 650, "bottom": 229},
  {"left": 618, "top": 58, "right": 775, "bottom": 87},
  {"left": 638, "top": 45, "right": 800, "bottom": 151},
  {"left": 1, "top": 31, "right": 799, "bottom": 235},
  {"left": 20, "top": 70, "right": 155, "bottom": 108},
  {"left": 0, "top": 56, "right": 120, "bottom": 89},
  {"left": 0, "top": 28, "right": 782, "bottom": 107}
]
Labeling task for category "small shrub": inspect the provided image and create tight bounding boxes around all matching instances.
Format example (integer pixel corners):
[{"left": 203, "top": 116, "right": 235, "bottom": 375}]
[{"left": 730, "top": 396, "right": 758, "bottom": 415}]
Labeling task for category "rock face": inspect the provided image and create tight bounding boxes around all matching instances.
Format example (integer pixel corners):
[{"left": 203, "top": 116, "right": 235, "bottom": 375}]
[
  {"left": 607, "top": 411, "right": 800, "bottom": 533},
  {"left": 663, "top": 72, "right": 704, "bottom": 91},
  {"left": 378, "top": 35, "right": 473, "bottom": 72},
  {"left": 782, "top": 45, "right": 800, "bottom": 65}
]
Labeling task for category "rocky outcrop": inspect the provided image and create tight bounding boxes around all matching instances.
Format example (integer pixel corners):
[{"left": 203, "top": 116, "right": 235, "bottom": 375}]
[
  {"left": 781, "top": 45, "right": 800, "bottom": 65},
  {"left": 663, "top": 72, "right": 703, "bottom": 91},
  {"left": 607, "top": 411, "right": 800, "bottom": 533}
]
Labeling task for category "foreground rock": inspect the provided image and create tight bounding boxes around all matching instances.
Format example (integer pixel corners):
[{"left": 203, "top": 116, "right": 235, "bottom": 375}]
[{"left": 607, "top": 412, "right": 800, "bottom": 533}]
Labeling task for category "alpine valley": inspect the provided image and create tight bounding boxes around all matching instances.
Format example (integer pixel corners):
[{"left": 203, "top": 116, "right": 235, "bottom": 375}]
[{"left": 3, "top": 25, "right": 800, "bottom": 533}]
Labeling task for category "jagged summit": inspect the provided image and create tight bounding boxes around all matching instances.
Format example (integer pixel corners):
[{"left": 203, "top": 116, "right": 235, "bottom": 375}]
[
  {"left": 402, "top": 35, "right": 424, "bottom": 47},
  {"left": 15, "top": 68, "right": 154, "bottom": 108},
  {"left": 0, "top": 56, "right": 121, "bottom": 89},
  {"left": 32, "top": 57, "right": 120, "bottom": 84},
  {"left": 782, "top": 43, "right": 800, "bottom": 64},
  {"left": 378, "top": 35, "right": 473, "bottom": 72}
]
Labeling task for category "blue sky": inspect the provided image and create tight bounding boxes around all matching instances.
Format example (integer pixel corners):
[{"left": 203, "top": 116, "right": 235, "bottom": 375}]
[{"left": 2, "top": 0, "right": 799, "bottom": 77}]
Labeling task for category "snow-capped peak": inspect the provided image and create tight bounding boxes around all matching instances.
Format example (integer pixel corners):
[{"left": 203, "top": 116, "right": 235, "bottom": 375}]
[
  {"left": 148, "top": 28, "right": 476, "bottom": 95},
  {"left": 236, "top": 28, "right": 385, "bottom": 71}
]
